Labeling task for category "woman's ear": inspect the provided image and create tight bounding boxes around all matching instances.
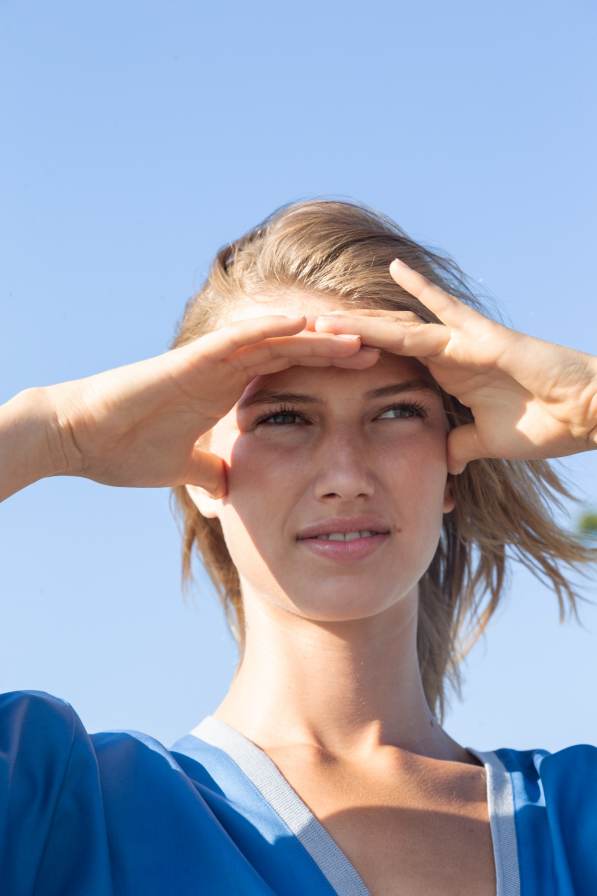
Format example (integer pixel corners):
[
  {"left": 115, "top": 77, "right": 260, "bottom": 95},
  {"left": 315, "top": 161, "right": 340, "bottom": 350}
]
[
  {"left": 443, "top": 479, "right": 455, "bottom": 514},
  {"left": 185, "top": 484, "right": 221, "bottom": 520}
]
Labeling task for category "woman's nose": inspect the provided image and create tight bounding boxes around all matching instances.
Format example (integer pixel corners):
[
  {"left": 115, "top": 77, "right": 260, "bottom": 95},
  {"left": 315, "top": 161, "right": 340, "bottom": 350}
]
[{"left": 311, "top": 437, "right": 375, "bottom": 499}]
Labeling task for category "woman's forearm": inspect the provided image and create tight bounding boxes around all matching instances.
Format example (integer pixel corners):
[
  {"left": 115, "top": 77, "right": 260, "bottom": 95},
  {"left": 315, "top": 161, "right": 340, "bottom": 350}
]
[{"left": 0, "top": 388, "right": 65, "bottom": 503}]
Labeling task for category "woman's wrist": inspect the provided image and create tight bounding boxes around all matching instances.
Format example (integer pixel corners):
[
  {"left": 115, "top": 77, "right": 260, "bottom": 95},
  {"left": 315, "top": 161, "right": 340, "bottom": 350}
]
[{"left": 0, "top": 387, "right": 67, "bottom": 502}]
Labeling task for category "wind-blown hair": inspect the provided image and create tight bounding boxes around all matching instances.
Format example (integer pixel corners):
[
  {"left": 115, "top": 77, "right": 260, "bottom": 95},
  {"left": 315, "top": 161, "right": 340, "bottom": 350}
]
[{"left": 169, "top": 197, "right": 597, "bottom": 724}]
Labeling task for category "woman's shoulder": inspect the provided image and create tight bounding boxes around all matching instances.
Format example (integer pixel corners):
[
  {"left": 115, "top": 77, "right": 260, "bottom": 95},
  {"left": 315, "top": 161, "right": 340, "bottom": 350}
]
[
  {"left": 0, "top": 687, "right": 150, "bottom": 749},
  {"left": 0, "top": 688, "right": 81, "bottom": 771},
  {"left": 470, "top": 740, "right": 597, "bottom": 832},
  {"left": 0, "top": 690, "right": 113, "bottom": 892},
  {"left": 468, "top": 741, "right": 597, "bottom": 893},
  {"left": 0, "top": 690, "right": 223, "bottom": 894},
  {"left": 502, "top": 743, "right": 597, "bottom": 882},
  {"left": 0, "top": 687, "right": 195, "bottom": 831},
  {"left": 480, "top": 740, "right": 597, "bottom": 812},
  {"left": 498, "top": 741, "right": 597, "bottom": 824},
  {"left": 1, "top": 692, "right": 316, "bottom": 895},
  {"left": 493, "top": 740, "right": 597, "bottom": 781},
  {"left": 0, "top": 687, "right": 183, "bottom": 769}
]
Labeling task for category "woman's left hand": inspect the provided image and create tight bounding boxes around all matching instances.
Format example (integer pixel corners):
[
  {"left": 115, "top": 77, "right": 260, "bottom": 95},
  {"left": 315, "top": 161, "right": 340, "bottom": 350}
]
[{"left": 313, "top": 259, "right": 597, "bottom": 475}]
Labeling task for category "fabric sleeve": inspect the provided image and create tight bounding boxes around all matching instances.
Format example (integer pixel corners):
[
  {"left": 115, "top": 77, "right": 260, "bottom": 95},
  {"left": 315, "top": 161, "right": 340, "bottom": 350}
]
[{"left": 0, "top": 690, "right": 112, "bottom": 896}]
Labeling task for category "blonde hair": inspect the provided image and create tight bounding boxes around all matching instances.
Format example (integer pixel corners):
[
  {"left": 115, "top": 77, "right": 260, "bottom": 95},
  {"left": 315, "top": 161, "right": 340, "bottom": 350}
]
[{"left": 169, "top": 198, "right": 597, "bottom": 724}]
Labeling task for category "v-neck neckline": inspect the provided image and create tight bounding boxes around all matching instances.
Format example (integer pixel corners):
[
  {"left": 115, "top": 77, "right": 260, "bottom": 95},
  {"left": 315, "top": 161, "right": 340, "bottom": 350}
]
[{"left": 184, "top": 714, "right": 520, "bottom": 896}]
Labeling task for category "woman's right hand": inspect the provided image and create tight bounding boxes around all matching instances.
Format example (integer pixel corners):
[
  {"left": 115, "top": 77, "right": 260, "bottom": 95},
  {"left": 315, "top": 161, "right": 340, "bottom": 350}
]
[{"left": 40, "top": 315, "right": 379, "bottom": 497}]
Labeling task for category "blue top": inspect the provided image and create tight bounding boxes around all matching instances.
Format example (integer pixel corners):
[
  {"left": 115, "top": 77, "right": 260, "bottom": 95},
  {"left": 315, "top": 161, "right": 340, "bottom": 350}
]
[{"left": 1, "top": 689, "right": 596, "bottom": 895}]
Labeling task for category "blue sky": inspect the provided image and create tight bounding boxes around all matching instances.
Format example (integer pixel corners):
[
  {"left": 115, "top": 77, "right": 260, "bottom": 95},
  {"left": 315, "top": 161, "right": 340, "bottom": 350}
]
[{"left": 1, "top": 0, "right": 596, "bottom": 752}]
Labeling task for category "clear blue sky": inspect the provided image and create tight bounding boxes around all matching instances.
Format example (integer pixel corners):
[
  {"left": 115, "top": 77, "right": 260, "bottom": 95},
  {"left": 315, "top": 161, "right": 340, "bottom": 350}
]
[{"left": 1, "top": 0, "right": 596, "bottom": 753}]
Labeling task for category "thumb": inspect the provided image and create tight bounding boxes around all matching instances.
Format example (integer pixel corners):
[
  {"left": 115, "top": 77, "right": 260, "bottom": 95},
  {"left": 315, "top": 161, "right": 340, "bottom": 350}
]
[
  {"left": 185, "top": 446, "right": 228, "bottom": 498},
  {"left": 447, "top": 423, "right": 483, "bottom": 475}
]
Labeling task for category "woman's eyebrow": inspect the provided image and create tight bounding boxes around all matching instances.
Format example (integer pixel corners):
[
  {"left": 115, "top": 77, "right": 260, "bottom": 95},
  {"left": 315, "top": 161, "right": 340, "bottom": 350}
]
[{"left": 238, "top": 378, "right": 441, "bottom": 410}]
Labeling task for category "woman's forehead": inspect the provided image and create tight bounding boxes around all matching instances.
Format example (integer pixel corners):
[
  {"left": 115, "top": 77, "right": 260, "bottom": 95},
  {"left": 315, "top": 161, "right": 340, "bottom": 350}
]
[
  {"left": 249, "top": 351, "right": 428, "bottom": 392},
  {"left": 246, "top": 353, "right": 431, "bottom": 405}
]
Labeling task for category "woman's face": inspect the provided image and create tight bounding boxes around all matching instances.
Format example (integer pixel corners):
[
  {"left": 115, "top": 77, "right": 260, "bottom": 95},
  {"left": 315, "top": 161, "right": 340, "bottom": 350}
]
[{"left": 188, "top": 295, "right": 454, "bottom": 623}]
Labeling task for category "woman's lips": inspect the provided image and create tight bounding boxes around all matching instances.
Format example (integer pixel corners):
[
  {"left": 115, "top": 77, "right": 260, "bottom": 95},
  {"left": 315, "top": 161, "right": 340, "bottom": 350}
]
[{"left": 297, "top": 533, "right": 390, "bottom": 563}]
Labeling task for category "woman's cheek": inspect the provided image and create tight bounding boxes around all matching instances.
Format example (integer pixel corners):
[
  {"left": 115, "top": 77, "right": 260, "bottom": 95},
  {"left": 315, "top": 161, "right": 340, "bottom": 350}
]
[{"left": 226, "top": 433, "right": 302, "bottom": 496}]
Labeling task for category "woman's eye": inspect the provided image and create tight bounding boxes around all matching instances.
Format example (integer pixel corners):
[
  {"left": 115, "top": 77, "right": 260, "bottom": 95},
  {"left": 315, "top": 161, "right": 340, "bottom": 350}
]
[
  {"left": 378, "top": 402, "right": 428, "bottom": 420},
  {"left": 255, "top": 406, "right": 309, "bottom": 426},
  {"left": 255, "top": 402, "right": 428, "bottom": 427}
]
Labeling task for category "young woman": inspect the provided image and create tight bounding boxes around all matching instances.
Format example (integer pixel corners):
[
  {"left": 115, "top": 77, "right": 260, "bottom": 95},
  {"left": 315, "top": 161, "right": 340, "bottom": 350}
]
[{"left": 1, "top": 199, "right": 596, "bottom": 896}]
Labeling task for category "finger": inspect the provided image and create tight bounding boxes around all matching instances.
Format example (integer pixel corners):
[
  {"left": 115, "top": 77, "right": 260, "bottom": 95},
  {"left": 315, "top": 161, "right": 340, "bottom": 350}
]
[
  {"left": 389, "top": 259, "right": 471, "bottom": 327},
  {"left": 330, "top": 347, "right": 382, "bottom": 368},
  {"left": 295, "top": 348, "right": 382, "bottom": 368},
  {"left": 184, "top": 446, "right": 228, "bottom": 496},
  {"left": 237, "top": 347, "right": 381, "bottom": 377},
  {"left": 314, "top": 316, "right": 451, "bottom": 359},
  {"left": 230, "top": 331, "right": 363, "bottom": 370},
  {"left": 312, "top": 308, "right": 424, "bottom": 325},
  {"left": 176, "top": 314, "right": 308, "bottom": 364},
  {"left": 446, "top": 423, "right": 483, "bottom": 475}
]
